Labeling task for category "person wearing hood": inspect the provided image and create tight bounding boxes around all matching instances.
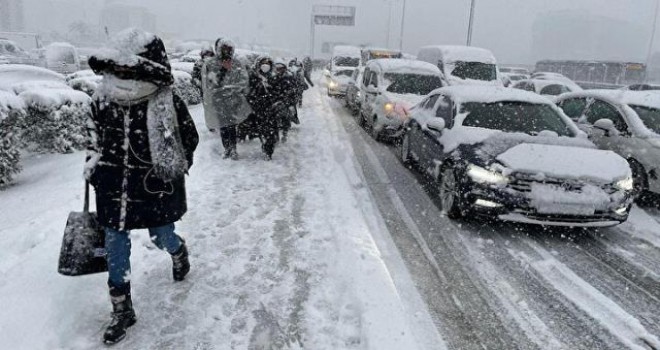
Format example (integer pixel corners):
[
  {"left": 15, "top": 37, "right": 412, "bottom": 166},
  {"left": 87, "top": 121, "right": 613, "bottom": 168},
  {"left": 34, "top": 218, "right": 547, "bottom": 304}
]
[
  {"left": 302, "top": 56, "right": 314, "bottom": 87},
  {"left": 86, "top": 28, "right": 199, "bottom": 345},
  {"left": 202, "top": 38, "right": 251, "bottom": 160},
  {"left": 271, "top": 59, "right": 298, "bottom": 142},
  {"left": 289, "top": 58, "right": 308, "bottom": 108},
  {"left": 192, "top": 47, "right": 215, "bottom": 93},
  {"left": 247, "top": 55, "right": 279, "bottom": 159}
]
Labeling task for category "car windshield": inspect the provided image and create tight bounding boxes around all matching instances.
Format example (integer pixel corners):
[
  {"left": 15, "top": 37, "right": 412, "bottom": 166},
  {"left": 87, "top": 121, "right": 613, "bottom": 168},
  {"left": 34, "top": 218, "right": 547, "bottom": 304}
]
[
  {"left": 630, "top": 105, "right": 660, "bottom": 134},
  {"left": 451, "top": 61, "right": 497, "bottom": 81},
  {"left": 460, "top": 101, "right": 574, "bottom": 136},
  {"left": 334, "top": 57, "right": 360, "bottom": 67},
  {"left": 333, "top": 70, "right": 354, "bottom": 77},
  {"left": 383, "top": 73, "right": 443, "bottom": 95}
]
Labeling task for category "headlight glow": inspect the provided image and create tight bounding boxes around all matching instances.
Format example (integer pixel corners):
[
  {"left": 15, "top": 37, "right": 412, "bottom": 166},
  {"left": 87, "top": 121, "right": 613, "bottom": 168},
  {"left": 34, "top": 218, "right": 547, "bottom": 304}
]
[
  {"left": 467, "top": 164, "right": 509, "bottom": 185},
  {"left": 615, "top": 176, "right": 634, "bottom": 191},
  {"left": 329, "top": 81, "right": 338, "bottom": 88},
  {"left": 384, "top": 102, "right": 395, "bottom": 113}
]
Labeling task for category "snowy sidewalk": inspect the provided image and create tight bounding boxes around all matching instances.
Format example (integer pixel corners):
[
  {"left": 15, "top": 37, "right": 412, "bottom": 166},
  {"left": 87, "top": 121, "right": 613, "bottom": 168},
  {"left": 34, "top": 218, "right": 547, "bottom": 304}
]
[{"left": 0, "top": 86, "right": 435, "bottom": 349}]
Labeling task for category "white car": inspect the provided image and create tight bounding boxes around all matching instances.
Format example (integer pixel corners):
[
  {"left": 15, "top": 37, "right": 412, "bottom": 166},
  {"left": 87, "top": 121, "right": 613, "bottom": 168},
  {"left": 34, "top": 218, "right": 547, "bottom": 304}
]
[
  {"left": 556, "top": 90, "right": 660, "bottom": 199},
  {"left": 327, "top": 67, "right": 356, "bottom": 97},
  {"left": 359, "top": 59, "right": 444, "bottom": 140},
  {"left": 417, "top": 45, "right": 501, "bottom": 86},
  {"left": 501, "top": 73, "right": 528, "bottom": 87},
  {"left": 512, "top": 79, "right": 582, "bottom": 97},
  {"left": 44, "top": 42, "right": 81, "bottom": 74},
  {"left": 400, "top": 86, "right": 633, "bottom": 227}
]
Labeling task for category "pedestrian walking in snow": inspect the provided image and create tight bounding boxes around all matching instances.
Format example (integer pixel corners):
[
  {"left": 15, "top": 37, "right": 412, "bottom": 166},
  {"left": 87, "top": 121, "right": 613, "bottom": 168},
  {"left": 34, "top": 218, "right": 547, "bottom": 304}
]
[
  {"left": 302, "top": 56, "right": 314, "bottom": 88},
  {"left": 247, "top": 56, "right": 279, "bottom": 160},
  {"left": 271, "top": 59, "right": 298, "bottom": 143},
  {"left": 192, "top": 47, "right": 215, "bottom": 94},
  {"left": 202, "top": 38, "right": 252, "bottom": 160},
  {"left": 289, "top": 58, "right": 308, "bottom": 108},
  {"left": 86, "top": 28, "right": 199, "bottom": 345}
]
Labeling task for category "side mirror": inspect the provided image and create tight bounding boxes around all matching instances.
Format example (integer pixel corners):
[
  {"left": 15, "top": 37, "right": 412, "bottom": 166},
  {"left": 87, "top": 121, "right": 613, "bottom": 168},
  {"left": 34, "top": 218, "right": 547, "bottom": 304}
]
[
  {"left": 426, "top": 118, "right": 446, "bottom": 132},
  {"left": 366, "top": 85, "right": 379, "bottom": 95},
  {"left": 593, "top": 119, "right": 619, "bottom": 137}
]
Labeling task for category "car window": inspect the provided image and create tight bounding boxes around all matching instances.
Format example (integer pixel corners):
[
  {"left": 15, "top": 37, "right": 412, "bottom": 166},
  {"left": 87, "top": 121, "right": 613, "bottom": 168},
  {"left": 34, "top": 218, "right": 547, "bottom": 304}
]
[
  {"left": 514, "top": 82, "right": 534, "bottom": 92},
  {"left": 540, "top": 84, "right": 570, "bottom": 96},
  {"left": 370, "top": 72, "right": 378, "bottom": 87},
  {"left": 434, "top": 96, "right": 453, "bottom": 127},
  {"left": 585, "top": 100, "right": 628, "bottom": 132},
  {"left": 383, "top": 73, "right": 443, "bottom": 95},
  {"left": 362, "top": 68, "right": 371, "bottom": 86},
  {"left": 461, "top": 101, "right": 574, "bottom": 136},
  {"left": 421, "top": 95, "right": 440, "bottom": 110},
  {"left": 559, "top": 98, "right": 588, "bottom": 120},
  {"left": 630, "top": 105, "right": 660, "bottom": 134},
  {"left": 451, "top": 62, "right": 497, "bottom": 81}
]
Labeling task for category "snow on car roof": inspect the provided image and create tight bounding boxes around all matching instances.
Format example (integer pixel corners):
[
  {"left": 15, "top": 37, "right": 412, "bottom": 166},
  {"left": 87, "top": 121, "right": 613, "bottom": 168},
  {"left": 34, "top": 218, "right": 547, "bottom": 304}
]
[
  {"left": 419, "top": 45, "right": 496, "bottom": 64},
  {"left": 433, "top": 86, "right": 553, "bottom": 105},
  {"left": 563, "top": 90, "right": 660, "bottom": 109},
  {"left": 0, "top": 64, "right": 65, "bottom": 90},
  {"left": 368, "top": 59, "right": 440, "bottom": 75},
  {"left": 332, "top": 45, "right": 361, "bottom": 57}
]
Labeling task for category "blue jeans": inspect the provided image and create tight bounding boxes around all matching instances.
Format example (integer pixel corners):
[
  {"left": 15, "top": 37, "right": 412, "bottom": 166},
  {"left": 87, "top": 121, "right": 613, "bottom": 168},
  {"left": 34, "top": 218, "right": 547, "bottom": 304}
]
[{"left": 105, "top": 223, "right": 182, "bottom": 293}]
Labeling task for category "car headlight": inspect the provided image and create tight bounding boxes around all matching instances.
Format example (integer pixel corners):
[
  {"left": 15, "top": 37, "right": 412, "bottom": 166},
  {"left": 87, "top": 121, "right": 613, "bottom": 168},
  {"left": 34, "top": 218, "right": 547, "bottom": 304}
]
[
  {"left": 384, "top": 102, "right": 395, "bottom": 114},
  {"left": 329, "top": 81, "right": 338, "bottom": 88},
  {"left": 467, "top": 164, "right": 509, "bottom": 185},
  {"left": 615, "top": 176, "right": 633, "bottom": 191},
  {"left": 356, "top": 91, "right": 361, "bottom": 99}
]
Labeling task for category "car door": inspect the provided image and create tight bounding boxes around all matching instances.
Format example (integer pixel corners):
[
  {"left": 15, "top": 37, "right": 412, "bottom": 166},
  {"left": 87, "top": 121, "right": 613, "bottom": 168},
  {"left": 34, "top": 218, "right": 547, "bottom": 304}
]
[
  {"left": 419, "top": 95, "right": 453, "bottom": 174},
  {"left": 581, "top": 99, "right": 632, "bottom": 155},
  {"left": 359, "top": 68, "right": 372, "bottom": 115},
  {"left": 363, "top": 70, "right": 380, "bottom": 122},
  {"left": 408, "top": 94, "right": 439, "bottom": 162}
]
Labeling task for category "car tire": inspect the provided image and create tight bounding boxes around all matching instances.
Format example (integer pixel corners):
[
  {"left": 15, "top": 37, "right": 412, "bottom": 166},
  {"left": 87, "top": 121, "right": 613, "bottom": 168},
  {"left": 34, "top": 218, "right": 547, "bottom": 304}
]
[
  {"left": 629, "top": 159, "right": 651, "bottom": 205},
  {"left": 399, "top": 131, "right": 414, "bottom": 166},
  {"left": 439, "top": 166, "right": 463, "bottom": 219}
]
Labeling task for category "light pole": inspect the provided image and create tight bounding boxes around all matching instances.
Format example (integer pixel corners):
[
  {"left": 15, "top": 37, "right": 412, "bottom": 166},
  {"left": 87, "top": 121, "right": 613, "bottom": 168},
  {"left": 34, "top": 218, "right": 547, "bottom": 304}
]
[
  {"left": 466, "top": 0, "right": 476, "bottom": 46},
  {"left": 398, "top": 0, "right": 407, "bottom": 51},
  {"left": 646, "top": 0, "right": 660, "bottom": 81},
  {"left": 386, "top": 0, "right": 393, "bottom": 48}
]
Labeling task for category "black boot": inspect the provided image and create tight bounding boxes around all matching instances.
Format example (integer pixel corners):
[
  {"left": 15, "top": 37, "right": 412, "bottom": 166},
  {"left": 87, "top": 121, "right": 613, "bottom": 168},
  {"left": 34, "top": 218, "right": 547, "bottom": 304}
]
[
  {"left": 103, "top": 287, "right": 137, "bottom": 345},
  {"left": 172, "top": 240, "right": 190, "bottom": 282}
]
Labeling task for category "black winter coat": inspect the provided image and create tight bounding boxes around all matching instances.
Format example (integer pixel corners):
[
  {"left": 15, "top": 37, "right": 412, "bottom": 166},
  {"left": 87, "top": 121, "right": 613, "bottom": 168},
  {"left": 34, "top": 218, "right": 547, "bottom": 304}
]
[
  {"left": 247, "top": 72, "right": 276, "bottom": 115},
  {"left": 270, "top": 73, "right": 298, "bottom": 108},
  {"left": 88, "top": 93, "right": 198, "bottom": 231}
]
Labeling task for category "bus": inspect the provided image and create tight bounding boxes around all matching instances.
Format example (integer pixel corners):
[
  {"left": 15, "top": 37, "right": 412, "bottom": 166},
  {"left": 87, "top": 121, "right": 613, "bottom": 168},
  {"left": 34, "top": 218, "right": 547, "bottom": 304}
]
[{"left": 535, "top": 60, "right": 646, "bottom": 89}]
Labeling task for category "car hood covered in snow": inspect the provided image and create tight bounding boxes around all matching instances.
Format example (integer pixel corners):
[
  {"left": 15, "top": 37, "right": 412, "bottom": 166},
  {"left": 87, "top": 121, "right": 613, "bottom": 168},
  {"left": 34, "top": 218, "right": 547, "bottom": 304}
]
[
  {"left": 495, "top": 143, "right": 630, "bottom": 183},
  {"left": 383, "top": 92, "right": 425, "bottom": 109}
]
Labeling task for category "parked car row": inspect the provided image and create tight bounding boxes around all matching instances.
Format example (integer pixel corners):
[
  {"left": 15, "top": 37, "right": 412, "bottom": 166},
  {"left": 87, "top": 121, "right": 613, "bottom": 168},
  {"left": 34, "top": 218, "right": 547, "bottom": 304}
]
[{"left": 326, "top": 44, "right": 660, "bottom": 228}]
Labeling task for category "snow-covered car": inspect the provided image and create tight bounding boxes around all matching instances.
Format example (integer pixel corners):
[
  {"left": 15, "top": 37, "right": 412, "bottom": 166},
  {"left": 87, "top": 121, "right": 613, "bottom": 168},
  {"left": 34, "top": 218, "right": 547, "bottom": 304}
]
[
  {"left": 500, "top": 73, "right": 528, "bottom": 87},
  {"left": 512, "top": 79, "right": 582, "bottom": 97},
  {"left": 331, "top": 45, "right": 362, "bottom": 71},
  {"left": 327, "top": 67, "right": 356, "bottom": 97},
  {"left": 621, "top": 83, "right": 660, "bottom": 92},
  {"left": 399, "top": 86, "right": 633, "bottom": 227},
  {"left": 344, "top": 67, "right": 364, "bottom": 114},
  {"left": 555, "top": 90, "right": 660, "bottom": 199},
  {"left": 44, "top": 42, "right": 81, "bottom": 74},
  {"left": 500, "top": 66, "right": 530, "bottom": 76},
  {"left": 417, "top": 45, "right": 501, "bottom": 86},
  {"left": 0, "top": 39, "right": 35, "bottom": 65},
  {"left": 359, "top": 59, "right": 444, "bottom": 140},
  {"left": 0, "top": 64, "right": 91, "bottom": 153}
]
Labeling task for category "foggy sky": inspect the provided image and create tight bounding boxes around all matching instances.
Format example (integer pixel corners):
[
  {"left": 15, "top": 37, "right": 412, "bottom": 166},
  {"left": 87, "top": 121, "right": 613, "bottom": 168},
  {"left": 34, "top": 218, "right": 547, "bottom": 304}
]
[{"left": 22, "top": 0, "right": 660, "bottom": 64}]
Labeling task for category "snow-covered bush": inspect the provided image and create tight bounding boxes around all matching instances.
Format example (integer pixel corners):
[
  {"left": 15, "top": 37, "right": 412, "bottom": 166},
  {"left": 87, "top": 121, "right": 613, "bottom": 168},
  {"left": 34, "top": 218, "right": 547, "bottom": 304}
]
[
  {"left": 0, "top": 91, "right": 26, "bottom": 186},
  {"left": 173, "top": 70, "right": 201, "bottom": 105},
  {"left": 19, "top": 89, "right": 92, "bottom": 153}
]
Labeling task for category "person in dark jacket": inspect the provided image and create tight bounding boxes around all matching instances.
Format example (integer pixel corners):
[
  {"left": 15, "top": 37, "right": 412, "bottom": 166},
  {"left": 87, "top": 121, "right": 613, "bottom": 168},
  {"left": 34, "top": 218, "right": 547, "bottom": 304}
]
[
  {"left": 192, "top": 48, "right": 215, "bottom": 94},
  {"left": 86, "top": 28, "right": 199, "bottom": 345},
  {"left": 247, "top": 55, "right": 278, "bottom": 159},
  {"left": 271, "top": 60, "right": 298, "bottom": 142},
  {"left": 302, "top": 56, "right": 314, "bottom": 87},
  {"left": 289, "top": 59, "right": 308, "bottom": 108}
]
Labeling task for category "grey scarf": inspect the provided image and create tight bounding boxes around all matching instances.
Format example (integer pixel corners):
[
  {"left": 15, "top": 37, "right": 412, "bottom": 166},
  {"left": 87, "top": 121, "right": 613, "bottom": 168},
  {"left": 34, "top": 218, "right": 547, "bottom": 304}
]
[{"left": 97, "top": 76, "right": 188, "bottom": 181}]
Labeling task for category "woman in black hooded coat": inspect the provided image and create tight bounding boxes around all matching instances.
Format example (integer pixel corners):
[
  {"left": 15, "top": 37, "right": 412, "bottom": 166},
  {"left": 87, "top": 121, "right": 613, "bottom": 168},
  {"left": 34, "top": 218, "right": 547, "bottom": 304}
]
[{"left": 86, "top": 28, "right": 199, "bottom": 344}]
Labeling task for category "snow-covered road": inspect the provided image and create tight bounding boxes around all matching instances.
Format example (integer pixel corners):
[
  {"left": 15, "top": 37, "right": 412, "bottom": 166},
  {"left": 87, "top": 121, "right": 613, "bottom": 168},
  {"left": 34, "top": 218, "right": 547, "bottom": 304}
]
[
  {"left": 330, "top": 90, "right": 660, "bottom": 350},
  {"left": 0, "top": 86, "right": 440, "bottom": 349},
  {"left": 1, "top": 81, "right": 660, "bottom": 350}
]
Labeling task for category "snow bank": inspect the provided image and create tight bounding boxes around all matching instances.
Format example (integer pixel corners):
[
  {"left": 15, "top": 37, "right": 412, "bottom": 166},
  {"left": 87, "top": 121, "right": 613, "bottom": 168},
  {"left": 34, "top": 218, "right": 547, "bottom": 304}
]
[{"left": 496, "top": 143, "right": 630, "bottom": 183}]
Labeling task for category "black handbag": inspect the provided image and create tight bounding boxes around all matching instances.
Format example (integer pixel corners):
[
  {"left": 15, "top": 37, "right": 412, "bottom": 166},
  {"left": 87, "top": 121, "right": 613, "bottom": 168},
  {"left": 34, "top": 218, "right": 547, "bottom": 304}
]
[{"left": 57, "top": 181, "right": 108, "bottom": 276}]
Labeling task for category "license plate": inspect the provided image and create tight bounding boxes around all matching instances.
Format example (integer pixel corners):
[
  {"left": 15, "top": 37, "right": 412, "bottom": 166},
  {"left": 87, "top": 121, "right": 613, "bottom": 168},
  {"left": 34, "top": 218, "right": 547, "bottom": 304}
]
[{"left": 537, "top": 203, "right": 595, "bottom": 215}]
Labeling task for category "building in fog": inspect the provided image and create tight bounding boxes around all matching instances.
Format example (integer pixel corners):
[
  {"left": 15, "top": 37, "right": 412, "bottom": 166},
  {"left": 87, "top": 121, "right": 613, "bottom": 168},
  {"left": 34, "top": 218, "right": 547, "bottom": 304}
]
[
  {"left": 101, "top": 2, "right": 156, "bottom": 37},
  {"left": 0, "top": 0, "right": 25, "bottom": 31},
  {"left": 532, "top": 11, "right": 647, "bottom": 64}
]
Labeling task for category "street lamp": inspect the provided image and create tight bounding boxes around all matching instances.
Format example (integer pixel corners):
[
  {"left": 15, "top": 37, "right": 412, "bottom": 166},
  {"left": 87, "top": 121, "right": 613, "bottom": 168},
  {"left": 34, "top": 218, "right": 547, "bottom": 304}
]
[
  {"left": 398, "top": 0, "right": 407, "bottom": 51},
  {"left": 466, "top": 0, "right": 477, "bottom": 46}
]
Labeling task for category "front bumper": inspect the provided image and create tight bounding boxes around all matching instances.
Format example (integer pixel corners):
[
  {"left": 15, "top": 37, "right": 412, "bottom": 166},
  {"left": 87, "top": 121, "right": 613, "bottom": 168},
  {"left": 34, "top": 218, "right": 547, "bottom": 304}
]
[
  {"left": 374, "top": 115, "right": 405, "bottom": 138},
  {"left": 463, "top": 180, "right": 632, "bottom": 227},
  {"left": 328, "top": 85, "right": 348, "bottom": 96}
]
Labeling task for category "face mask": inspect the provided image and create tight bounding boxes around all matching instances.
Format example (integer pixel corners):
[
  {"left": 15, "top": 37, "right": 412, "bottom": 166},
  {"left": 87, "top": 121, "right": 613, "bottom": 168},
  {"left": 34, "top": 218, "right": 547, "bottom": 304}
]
[{"left": 260, "top": 64, "right": 271, "bottom": 73}]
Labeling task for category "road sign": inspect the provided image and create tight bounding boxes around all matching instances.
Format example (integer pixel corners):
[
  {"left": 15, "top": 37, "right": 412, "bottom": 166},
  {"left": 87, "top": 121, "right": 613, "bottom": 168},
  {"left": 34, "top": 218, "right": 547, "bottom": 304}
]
[{"left": 312, "top": 5, "right": 356, "bottom": 26}]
